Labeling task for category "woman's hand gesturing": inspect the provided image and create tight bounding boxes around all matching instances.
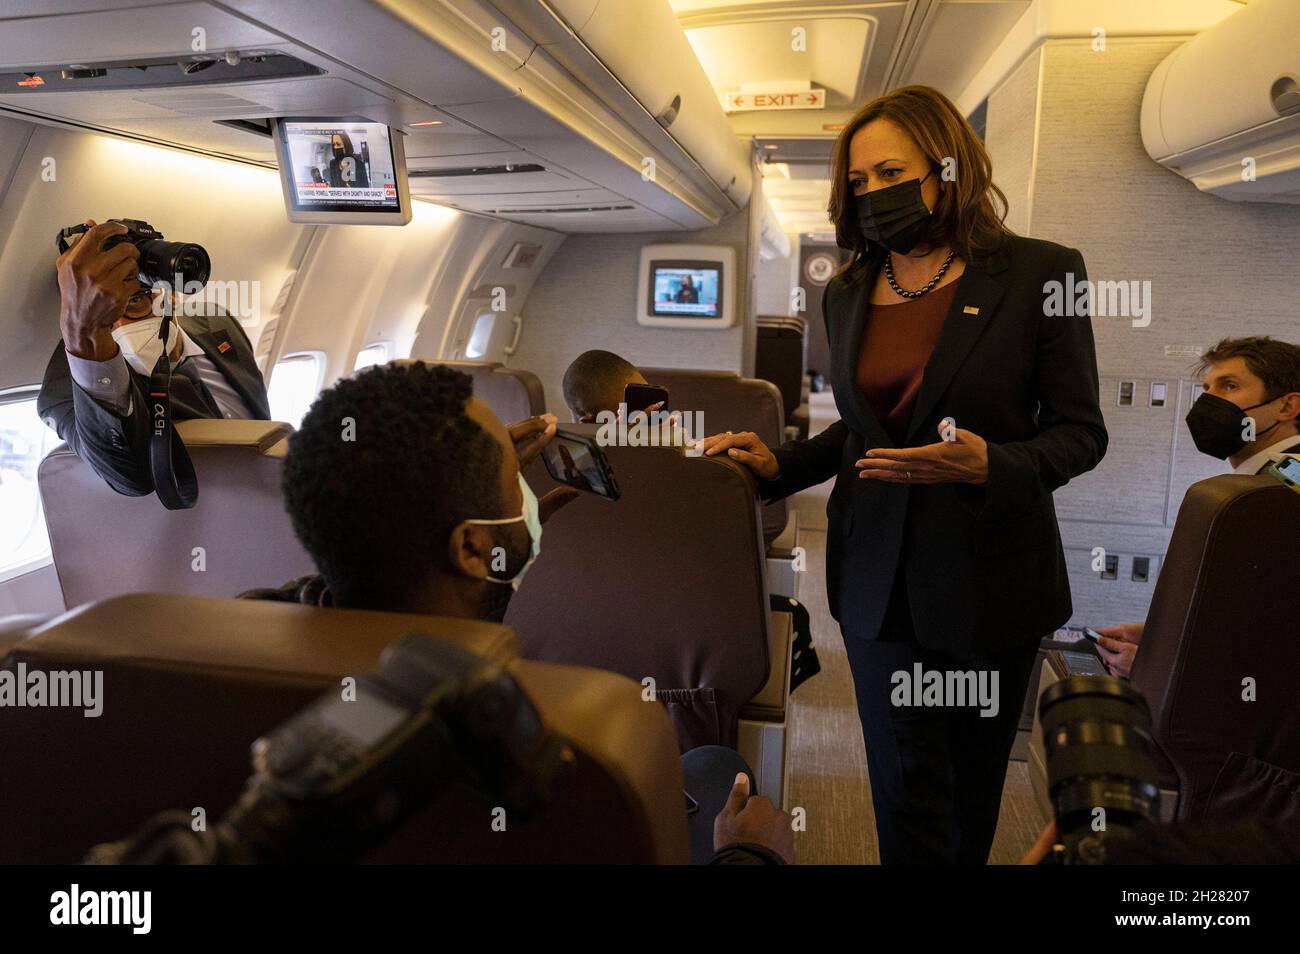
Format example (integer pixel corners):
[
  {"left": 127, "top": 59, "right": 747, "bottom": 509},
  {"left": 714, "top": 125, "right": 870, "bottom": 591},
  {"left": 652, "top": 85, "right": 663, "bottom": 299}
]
[{"left": 855, "top": 422, "right": 989, "bottom": 485}]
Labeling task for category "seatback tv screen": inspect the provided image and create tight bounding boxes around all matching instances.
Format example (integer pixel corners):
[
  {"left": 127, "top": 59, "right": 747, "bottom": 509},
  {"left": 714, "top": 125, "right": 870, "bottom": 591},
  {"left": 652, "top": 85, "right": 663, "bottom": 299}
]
[
  {"left": 649, "top": 262, "right": 721, "bottom": 318},
  {"left": 271, "top": 117, "right": 412, "bottom": 225}
]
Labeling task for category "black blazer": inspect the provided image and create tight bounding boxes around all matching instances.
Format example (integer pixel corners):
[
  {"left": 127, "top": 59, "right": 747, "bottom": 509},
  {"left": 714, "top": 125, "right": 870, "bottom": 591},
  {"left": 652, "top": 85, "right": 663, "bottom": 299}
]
[
  {"left": 763, "top": 235, "right": 1108, "bottom": 654},
  {"left": 37, "top": 306, "right": 270, "bottom": 497}
]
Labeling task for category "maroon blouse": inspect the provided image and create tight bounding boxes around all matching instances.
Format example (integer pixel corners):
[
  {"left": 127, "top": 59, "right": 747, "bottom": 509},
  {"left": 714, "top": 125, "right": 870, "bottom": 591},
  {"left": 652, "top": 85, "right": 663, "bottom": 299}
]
[{"left": 854, "top": 280, "right": 958, "bottom": 443}]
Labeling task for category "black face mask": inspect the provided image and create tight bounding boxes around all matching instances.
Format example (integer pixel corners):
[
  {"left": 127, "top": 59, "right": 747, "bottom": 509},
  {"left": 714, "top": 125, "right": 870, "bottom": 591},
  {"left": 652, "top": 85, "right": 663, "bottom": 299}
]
[
  {"left": 478, "top": 523, "right": 531, "bottom": 624},
  {"left": 855, "top": 169, "right": 937, "bottom": 254},
  {"left": 1184, "top": 392, "right": 1279, "bottom": 460}
]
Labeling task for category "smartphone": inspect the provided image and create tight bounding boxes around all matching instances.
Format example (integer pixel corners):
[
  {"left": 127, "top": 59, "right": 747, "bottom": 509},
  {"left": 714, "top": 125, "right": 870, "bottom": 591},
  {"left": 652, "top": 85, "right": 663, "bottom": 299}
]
[
  {"left": 1267, "top": 456, "right": 1300, "bottom": 495},
  {"left": 624, "top": 383, "right": 669, "bottom": 415},
  {"left": 541, "top": 428, "right": 621, "bottom": 501},
  {"left": 1082, "top": 627, "right": 1104, "bottom": 643}
]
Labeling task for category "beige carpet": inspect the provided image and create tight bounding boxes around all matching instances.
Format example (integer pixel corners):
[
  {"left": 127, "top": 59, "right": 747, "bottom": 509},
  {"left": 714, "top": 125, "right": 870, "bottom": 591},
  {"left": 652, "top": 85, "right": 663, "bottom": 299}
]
[{"left": 784, "top": 391, "right": 1045, "bottom": 865}]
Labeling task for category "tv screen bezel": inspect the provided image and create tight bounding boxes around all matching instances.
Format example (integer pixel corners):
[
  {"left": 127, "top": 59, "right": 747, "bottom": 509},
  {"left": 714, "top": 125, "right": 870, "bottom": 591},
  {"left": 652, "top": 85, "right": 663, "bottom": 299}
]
[
  {"left": 646, "top": 259, "right": 724, "bottom": 320},
  {"left": 270, "top": 116, "right": 412, "bottom": 225}
]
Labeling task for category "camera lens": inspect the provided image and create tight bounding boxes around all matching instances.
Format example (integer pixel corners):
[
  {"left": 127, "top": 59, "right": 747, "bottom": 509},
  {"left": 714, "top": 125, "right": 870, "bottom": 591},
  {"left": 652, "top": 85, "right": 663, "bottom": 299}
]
[
  {"left": 1038, "top": 675, "right": 1160, "bottom": 843},
  {"left": 137, "top": 240, "right": 211, "bottom": 287}
]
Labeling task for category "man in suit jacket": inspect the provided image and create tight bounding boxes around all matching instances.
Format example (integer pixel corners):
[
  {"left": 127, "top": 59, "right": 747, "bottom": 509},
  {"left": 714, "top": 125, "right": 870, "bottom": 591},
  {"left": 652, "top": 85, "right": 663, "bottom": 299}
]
[{"left": 37, "top": 220, "right": 269, "bottom": 496}]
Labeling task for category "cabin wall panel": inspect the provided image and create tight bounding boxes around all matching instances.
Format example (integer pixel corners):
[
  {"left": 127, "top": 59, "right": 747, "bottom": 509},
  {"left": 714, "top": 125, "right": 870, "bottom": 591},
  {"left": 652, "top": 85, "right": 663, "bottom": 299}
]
[
  {"left": 985, "top": 37, "right": 1300, "bottom": 627},
  {"left": 509, "top": 209, "right": 751, "bottom": 415}
]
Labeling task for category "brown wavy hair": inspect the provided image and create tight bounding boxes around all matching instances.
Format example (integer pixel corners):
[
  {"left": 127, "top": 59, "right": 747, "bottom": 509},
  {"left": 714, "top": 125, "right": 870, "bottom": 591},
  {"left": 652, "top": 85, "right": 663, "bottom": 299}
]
[{"left": 829, "top": 85, "right": 1011, "bottom": 281}]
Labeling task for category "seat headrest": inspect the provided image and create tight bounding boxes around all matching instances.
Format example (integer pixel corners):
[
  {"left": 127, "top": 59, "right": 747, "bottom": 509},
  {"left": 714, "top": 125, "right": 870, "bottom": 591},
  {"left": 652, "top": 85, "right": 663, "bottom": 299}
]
[
  {"left": 512, "top": 424, "right": 771, "bottom": 748},
  {"left": 1133, "top": 474, "right": 1300, "bottom": 820},
  {"left": 174, "top": 418, "right": 294, "bottom": 452},
  {"left": 39, "top": 426, "right": 316, "bottom": 608},
  {"left": 421, "top": 360, "right": 546, "bottom": 422},
  {"left": 0, "top": 595, "right": 687, "bottom": 863}
]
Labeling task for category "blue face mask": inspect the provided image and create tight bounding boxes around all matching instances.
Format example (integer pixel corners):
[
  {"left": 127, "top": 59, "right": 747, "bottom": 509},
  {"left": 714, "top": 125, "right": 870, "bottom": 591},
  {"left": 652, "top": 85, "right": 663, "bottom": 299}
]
[{"left": 465, "top": 473, "right": 542, "bottom": 591}]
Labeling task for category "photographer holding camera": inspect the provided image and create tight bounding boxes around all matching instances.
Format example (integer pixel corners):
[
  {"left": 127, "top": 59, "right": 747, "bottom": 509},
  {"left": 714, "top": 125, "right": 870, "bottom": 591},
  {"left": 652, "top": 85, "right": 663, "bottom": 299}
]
[{"left": 37, "top": 219, "right": 269, "bottom": 496}]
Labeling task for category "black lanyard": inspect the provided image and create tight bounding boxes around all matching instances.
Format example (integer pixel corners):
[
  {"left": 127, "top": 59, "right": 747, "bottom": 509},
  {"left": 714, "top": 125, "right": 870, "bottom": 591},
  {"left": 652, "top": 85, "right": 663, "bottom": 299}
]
[{"left": 147, "top": 295, "right": 199, "bottom": 510}]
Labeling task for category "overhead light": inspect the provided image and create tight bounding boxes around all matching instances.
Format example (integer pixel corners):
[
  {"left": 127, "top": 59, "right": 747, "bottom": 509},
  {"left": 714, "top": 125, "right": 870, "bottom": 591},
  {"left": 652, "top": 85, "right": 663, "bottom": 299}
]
[
  {"left": 763, "top": 143, "right": 779, "bottom": 149},
  {"left": 823, "top": 123, "right": 845, "bottom": 132},
  {"left": 409, "top": 120, "right": 444, "bottom": 127}
]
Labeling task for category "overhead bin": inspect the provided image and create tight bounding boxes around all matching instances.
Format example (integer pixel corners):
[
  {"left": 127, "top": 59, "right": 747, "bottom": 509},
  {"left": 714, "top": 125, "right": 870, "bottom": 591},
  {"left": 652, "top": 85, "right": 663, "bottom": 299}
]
[
  {"left": 0, "top": 0, "right": 752, "bottom": 231},
  {"left": 1140, "top": 0, "right": 1300, "bottom": 204}
]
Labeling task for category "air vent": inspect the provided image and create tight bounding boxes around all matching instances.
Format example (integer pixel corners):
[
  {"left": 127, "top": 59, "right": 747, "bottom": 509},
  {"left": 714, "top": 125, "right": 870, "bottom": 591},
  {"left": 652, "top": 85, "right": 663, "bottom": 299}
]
[
  {"left": 135, "top": 91, "right": 270, "bottom": 115},
  {"left": 408, "top": 163, "right": 546, "bottom": 178}
]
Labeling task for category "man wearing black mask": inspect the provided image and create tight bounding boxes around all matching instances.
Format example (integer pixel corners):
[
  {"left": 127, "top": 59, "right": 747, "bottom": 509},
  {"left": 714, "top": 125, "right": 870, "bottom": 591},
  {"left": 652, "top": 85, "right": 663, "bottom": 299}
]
[
  {"left": 1184, "top": 336, "right": 1300, "bottom": 473},
  {"left": 1096, "top": 335, "right": 1299, "bottom": 677}
]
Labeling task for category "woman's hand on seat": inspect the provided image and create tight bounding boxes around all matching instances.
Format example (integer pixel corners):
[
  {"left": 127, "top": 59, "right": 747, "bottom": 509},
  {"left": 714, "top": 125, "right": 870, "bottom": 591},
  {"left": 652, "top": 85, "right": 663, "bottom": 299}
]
[
  {"left": 701, "top": 430, "right": 779, "bottom": 480},
  {"left": 856, "top": 422, "right": 989, "bottom": 484}
]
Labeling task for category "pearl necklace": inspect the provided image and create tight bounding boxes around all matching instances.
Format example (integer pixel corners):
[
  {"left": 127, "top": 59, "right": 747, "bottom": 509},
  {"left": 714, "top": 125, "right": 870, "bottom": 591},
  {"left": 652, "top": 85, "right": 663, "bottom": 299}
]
[{"left": 884, "top": 248, "right": 956, "bottom": 299}]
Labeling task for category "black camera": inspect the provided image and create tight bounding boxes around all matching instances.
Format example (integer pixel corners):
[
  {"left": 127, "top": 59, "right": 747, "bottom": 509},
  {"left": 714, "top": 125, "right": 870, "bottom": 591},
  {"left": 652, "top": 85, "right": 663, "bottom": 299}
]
[
  {"left": 1038, "top": 675, "right": 1161, "bottom": 864},
  {"left": 55, "top": 218, "right": 210, "bottom": 288}
]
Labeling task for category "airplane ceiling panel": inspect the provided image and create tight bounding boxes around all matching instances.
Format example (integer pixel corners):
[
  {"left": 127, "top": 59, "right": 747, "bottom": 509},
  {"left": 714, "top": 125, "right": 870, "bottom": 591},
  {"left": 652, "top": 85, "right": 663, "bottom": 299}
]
[
  {"left": 0, "top": 2, "right": 282, "bottom": 69},
  {"left": 406, "top": 165, "right": 592, "bottom": 197},
  {"left": 683, "top": 18, "right": 874, "bottom": 108},
  {"left": 429, "top": 188, "right": 625, "bottom": 210},
  {"left": 901, "top": 0, "right": 1032, "bottom": 97},
  {"left": 674, "top": 1, "right": 909, "bottom": 136}
]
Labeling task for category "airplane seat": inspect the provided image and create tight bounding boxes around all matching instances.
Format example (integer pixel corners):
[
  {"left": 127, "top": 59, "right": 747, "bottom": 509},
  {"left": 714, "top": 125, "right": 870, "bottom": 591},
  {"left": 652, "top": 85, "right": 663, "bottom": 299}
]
[
  {"left": 1130, "top": 474, "right": 1300, "bottom": 826},
  {"left": 754, "top": 316, "right": 810, "bottom": 441},
  {"left": 513, "top": 425, "right": 797, "bottom": 804},
  {"left": 639, "top": 368, "right": 799, "bottom": 601},
  {"left": 37, "top": 419, "right": 315, "bottom": 609},
  {"left": 429, "top": 360, "right": 546, "bottom": 423},
  {"left": 0, "top": 594, "right": 687, "bottom": 864},
  {"left": 1028, "top": 475, "right": 1300, "bottom": 828}
]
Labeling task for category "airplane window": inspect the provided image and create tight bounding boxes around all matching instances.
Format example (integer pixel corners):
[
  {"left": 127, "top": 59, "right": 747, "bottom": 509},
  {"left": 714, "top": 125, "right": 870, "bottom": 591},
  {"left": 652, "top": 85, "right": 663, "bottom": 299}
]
[
  {"left": 267, "top": 352, "right": 325, "bottom": 429},
  {"left": 0, "top": 392, "right": 58, "bottom": 580},
  {"left": 353, "top": 343, "right": 390, "bottom": 371},
  {"left": 465, "top": 312, "right": 496, "bottom": 359}
]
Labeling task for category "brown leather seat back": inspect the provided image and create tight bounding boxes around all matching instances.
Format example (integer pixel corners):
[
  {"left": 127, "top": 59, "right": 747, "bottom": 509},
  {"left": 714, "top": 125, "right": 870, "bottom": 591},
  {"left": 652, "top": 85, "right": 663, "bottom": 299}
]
[
  {"left": 38, "top": 420, "right": 314, "bottom": 608},
  {"left": 432, "top": 360, "right": 546, "bottom": 423},
  {"left": 641, "top": 367, "right": 788, "bottom": 544},
  {"left": 1132, "top": 474, "right": 1300, "bottom": 824},
  {"left": 513, "top": 424, "right": 772, "bottom": 750},
  {"left": 0, "top": 594, "right": 687, "bottom": 864},
  {"left": 755, "top": 316, "right": 808, "bottom": 422}
]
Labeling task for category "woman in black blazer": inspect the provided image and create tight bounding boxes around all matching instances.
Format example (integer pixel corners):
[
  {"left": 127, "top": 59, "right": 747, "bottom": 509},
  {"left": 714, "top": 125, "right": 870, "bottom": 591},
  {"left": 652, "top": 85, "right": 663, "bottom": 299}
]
[{"left": 706, "top": 85, "right": 1107, "bottom": 864}]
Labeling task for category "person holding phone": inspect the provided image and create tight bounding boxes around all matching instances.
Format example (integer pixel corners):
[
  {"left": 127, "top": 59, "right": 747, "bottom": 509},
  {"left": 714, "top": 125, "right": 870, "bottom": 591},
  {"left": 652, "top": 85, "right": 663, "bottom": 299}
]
[{"left": 703, "top": 85, "right": 1107, "bottom": 864}]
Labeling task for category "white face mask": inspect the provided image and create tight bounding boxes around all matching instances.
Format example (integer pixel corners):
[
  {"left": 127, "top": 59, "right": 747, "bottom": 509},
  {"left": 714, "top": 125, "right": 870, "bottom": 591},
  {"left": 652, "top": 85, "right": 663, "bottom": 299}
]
[
  {"left": 464, "top": 473, "right": 542, "bottom": 590},
  {"left": 111, "top": 316, "right": 180, "bottom": 375}
]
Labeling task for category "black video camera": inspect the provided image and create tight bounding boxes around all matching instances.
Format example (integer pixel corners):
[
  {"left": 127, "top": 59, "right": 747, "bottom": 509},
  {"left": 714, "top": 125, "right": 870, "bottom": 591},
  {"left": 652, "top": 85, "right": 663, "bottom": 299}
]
[
  {"left": 55, "top": 218, "right": 210, "bottom": 288},
  {"left": 1038, "top": 675, "right": 1161, "bottom": 864}
]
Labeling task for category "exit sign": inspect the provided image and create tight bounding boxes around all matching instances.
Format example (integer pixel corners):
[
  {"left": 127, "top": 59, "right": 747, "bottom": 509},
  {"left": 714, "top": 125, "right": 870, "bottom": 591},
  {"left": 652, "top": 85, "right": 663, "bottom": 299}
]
[{"left": 724, "top": 89, "right": 825, "bottom": 112}]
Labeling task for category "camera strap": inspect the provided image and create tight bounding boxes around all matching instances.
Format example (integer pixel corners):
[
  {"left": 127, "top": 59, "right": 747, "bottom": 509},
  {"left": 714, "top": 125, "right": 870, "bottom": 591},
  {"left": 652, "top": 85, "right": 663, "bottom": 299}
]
[{"left": 147, "top": 294, "right": 199, "bottom": 510}]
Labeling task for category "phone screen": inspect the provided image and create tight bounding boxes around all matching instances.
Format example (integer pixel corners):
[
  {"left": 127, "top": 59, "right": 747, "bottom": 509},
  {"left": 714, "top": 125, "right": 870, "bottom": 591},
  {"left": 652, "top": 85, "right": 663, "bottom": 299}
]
[{"left": 542, "top": 430, "right": 620, "bottom": 500}]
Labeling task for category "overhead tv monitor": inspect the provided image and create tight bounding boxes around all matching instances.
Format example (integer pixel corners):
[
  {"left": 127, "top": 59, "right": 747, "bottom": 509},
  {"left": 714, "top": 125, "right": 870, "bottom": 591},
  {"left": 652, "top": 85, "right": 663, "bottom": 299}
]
[
  {"left": 271, "top": 116, "right": 412, "bottom": 225},
  {"left": 636, "top": 244, "right": 735, "bottom": 328}
]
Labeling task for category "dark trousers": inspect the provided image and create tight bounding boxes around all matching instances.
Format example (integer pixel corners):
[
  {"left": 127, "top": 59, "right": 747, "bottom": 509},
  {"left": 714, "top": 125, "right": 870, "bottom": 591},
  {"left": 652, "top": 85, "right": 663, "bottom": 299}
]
[{"left": 842, "top": 572, "right": 1039, "bottom": 864}]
